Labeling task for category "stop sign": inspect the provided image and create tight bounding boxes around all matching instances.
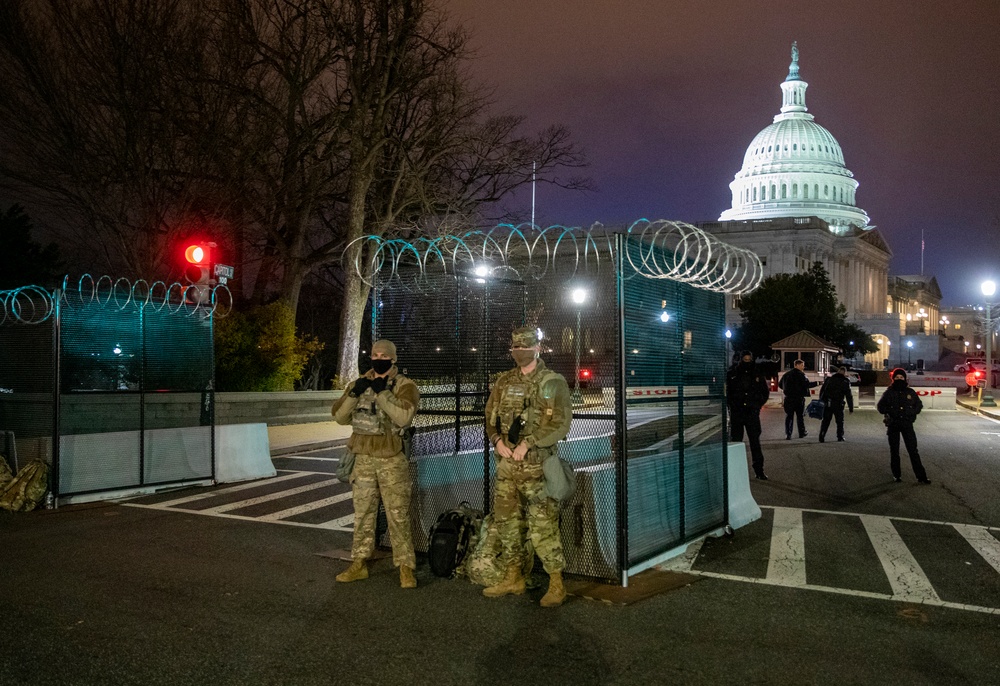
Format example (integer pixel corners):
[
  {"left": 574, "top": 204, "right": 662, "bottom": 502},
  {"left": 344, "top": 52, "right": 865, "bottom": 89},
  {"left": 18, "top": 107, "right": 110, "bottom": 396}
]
[{"left": 966, "top": 372, "right": 979, "bottom": 387}]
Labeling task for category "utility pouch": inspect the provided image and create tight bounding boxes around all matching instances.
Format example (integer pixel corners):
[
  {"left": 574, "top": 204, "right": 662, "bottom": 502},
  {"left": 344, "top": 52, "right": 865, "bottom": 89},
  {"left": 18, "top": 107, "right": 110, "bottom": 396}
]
[
  {"left": 508, "top": 415, "right": 523, "bottom": 444},
  {"left": 351, "top": 401, "right": 383, "bottom": 435}
]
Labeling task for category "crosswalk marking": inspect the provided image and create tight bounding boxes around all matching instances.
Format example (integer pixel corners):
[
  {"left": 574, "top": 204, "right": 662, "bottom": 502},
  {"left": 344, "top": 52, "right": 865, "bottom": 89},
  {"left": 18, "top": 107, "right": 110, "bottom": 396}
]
[
  {"left": 657, "top": 507, "right": 1000, "bottom": 615},
  {"left": 123, "top": 473, "right": 1000, "bottom": 615},
  {"left": 199, "top": 477, "right": 342, "bottom": 514},
  {"left": 767, "top": 507, "right": 806, "bottom": 586},
  {"left": 860, "top": 515, "right": 940, "bottom": 602},
  {"left": 122, "top": 470, "right": 355, "bottom": 531},
  {"left": 151, "top": 472, "right": 308, "bottom": 508},
  {"left": 257, "top": 491, "right": 354, "bottom": 521},
  {"left": 953, "top": 523, "right": 1000, "bottom": 575}
]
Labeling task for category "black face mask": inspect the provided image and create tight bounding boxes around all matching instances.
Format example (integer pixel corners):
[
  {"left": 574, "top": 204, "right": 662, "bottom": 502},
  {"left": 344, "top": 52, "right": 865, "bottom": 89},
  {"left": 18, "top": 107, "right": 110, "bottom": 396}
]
[{"left": 371, "top": 359, "right": 392, "bottom": 375}]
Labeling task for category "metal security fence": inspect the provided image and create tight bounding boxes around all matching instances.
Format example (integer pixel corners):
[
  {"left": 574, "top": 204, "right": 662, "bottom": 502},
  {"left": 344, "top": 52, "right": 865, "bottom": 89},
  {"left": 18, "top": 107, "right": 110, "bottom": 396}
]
[
  {"left": 354, "top": 222, "right": 761, "bottom": 584},
  {"left": 0, "top": 278, "right": 225, "bottom": 503}
]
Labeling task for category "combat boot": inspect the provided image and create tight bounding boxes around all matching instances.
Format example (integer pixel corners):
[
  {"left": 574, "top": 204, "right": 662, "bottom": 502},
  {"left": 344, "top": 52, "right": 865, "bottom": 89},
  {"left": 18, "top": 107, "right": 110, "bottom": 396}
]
[
  {"left": 482, "top": 565, "right": 526, "bottom": 598},
  {"left": 335, "top": 559, "right": 368, "bottom": 583},
  {"left": 400, "top": 565, "right": 417, "bottom": 589},
  {"left": 539, "top": 571, "right": 566, "bottom": 608}
]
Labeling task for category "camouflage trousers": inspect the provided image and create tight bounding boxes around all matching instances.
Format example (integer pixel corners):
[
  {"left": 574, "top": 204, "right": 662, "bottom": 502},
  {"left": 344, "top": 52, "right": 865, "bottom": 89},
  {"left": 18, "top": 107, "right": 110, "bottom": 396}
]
[
  {"left": 493, "top": 455, "right": 565, "bottom": 574},
  {"left": 350, "top": 452, "right": 415, "bottom": 569}
]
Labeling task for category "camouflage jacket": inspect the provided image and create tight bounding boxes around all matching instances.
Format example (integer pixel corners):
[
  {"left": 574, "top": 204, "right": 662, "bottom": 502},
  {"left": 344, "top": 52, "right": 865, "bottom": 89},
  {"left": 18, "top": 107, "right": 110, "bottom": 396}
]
[
  {"left": 485, "top": 359, "right": 571, "bottom": 460},
  {"left": 332, "top": 366, "right": 419, "bottom": 458}
]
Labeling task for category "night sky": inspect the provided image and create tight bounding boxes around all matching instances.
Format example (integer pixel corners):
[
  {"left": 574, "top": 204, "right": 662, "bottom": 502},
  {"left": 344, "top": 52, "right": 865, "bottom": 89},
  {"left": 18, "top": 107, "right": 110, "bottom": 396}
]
[{"left": 446, "top": 0, "right": 1000, "bottom": 306}]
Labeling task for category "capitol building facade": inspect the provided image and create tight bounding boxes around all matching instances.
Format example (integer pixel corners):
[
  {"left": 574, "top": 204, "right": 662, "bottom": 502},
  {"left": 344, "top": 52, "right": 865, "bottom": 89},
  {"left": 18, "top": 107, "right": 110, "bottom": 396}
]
[{"left": 700, "top": 43, "right": 941, "bottom": 369}]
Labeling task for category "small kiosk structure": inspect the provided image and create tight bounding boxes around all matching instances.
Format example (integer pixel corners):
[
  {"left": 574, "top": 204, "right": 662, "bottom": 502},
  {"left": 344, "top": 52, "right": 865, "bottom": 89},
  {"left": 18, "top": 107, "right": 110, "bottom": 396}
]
[{"left": 772, "top": 330, "right": 841, "bottom": 384}]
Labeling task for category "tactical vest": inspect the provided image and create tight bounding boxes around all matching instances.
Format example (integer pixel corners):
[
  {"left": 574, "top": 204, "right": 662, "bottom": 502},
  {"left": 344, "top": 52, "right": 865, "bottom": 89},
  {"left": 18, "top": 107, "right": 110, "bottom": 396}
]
[
  {"left": 490, "top": 368, "right": 560, "bottom": 445},
  {"left": 351, "top": 379, "right": 397, "bottom": 436}
]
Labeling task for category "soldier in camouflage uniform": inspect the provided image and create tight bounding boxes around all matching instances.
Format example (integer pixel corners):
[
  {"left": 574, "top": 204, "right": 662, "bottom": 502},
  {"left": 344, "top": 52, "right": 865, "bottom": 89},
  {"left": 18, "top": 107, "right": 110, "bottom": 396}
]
[
  {"left": 331, "top": 339, "right": 420, "bottom": 588},
  {"left": 483, "top": 326, "right": 573, "bottom": 607}
]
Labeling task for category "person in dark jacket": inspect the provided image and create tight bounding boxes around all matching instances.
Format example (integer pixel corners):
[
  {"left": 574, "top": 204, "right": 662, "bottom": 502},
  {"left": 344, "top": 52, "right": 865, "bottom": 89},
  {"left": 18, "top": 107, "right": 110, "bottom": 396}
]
[
  {"left": 778, "top": 359, "right": 817, "bottom": 439},
  {"left": 726, "top": 351, "right": 771, "bottom": 480},
  {"left": 818, "top": 366, "right": 855, "bottom": 442},
  {"left": 876, "top": 368, "right": 930, "bottom": 484}
]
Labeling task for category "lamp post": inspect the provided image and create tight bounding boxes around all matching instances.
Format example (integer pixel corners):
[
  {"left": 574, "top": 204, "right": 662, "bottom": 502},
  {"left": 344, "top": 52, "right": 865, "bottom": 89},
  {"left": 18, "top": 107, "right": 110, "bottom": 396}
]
[
  {"left": 571, "top": 288, "right": 587, "bottom": 404},
  {"left": 982, "top": 280, "right": 996, "bottom": 404},
  {"left": 906, "top": 340, "right": 913, "bottom": 368}
]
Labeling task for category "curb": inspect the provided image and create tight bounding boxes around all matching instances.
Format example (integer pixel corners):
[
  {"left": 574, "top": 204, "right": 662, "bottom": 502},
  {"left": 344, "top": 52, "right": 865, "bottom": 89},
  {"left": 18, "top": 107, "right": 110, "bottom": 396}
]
[{"left": 956, "top": 397, "right": 1000, "bottom": 421}]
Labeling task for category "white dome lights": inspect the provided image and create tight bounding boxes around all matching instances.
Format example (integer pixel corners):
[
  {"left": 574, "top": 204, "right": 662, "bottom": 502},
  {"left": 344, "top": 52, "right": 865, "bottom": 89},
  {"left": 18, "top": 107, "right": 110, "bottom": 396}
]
[{"left": 719, "top": 42, "right": 871, "bottom": 235}]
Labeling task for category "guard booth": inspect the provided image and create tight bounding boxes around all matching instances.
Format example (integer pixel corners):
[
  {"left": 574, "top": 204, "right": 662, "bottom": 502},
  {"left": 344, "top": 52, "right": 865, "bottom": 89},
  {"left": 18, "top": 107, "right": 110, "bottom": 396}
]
[
  {"left": 353, "top": 221, "right": 763, "bottom": 584},
  {"left": 0, "top": 277, "right": 225, "bottom": 504}
]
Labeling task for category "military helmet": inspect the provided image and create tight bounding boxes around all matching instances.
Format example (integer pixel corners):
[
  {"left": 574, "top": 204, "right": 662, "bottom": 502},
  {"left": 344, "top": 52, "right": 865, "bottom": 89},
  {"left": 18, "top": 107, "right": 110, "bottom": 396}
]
[{"left": 511, "top": 326, "right": 540, "bottom": 348}]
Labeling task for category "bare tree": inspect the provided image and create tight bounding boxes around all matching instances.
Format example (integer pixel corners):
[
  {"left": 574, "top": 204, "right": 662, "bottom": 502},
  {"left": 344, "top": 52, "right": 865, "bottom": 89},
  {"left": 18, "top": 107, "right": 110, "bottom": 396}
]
[
  {"left": 0, "top": 0, "right": 588, "bottom": 383},
  {"left": 0, "top": 0, "right": 242, "bottom": 277}
]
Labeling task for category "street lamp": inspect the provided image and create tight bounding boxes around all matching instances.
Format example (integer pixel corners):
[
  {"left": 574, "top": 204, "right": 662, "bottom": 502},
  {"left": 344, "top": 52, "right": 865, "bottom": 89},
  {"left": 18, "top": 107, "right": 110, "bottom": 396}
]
[
  {"left": 571, "top": 288, "right": 587, "bottom": 404},
  {"left": 982, "top": 280, "right": 996, "bottom": 401},
  {"left": 906, "top": 340, "right": 913, "bottom": 368}
]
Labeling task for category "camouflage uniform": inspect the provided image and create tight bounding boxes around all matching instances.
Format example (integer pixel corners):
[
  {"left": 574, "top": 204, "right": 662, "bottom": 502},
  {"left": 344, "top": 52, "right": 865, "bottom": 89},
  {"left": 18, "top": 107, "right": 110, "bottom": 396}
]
[
  {"left": 485, "top": 328, "right": 572, "bottom": 575},
  {"left": 332, "top": 362, "right": 420, "bottom": 569}
]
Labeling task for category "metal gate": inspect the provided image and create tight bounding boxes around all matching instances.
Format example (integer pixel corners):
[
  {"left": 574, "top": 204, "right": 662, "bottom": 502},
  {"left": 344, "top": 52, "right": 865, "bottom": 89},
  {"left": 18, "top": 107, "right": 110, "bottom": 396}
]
[{"left": 0, "top": 278, "right": 219, "bottom": 504}]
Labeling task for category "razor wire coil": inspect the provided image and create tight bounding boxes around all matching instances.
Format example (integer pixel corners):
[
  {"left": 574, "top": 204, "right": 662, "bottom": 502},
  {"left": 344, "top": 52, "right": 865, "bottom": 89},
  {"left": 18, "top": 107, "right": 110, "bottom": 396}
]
[
  {"left": 345, "top": 220, "right": 763, "bottom": 295},
  {"left": 0, "top": 275, "right": 232, "bottom": 325}
]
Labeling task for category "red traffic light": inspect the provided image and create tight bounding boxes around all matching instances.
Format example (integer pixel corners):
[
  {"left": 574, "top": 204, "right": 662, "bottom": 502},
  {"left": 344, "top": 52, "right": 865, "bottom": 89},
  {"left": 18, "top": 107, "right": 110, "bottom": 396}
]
[
  {"left": 184, "top": 243, "right": 211, "bottom": 266},
  {"left": 579, "top": 369, "right": 592, "bottom": 380}
]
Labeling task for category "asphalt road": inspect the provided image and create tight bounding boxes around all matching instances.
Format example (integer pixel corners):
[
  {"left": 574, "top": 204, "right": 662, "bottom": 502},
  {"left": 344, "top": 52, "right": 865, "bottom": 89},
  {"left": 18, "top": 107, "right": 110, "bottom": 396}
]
[{"left": 2, "top": 405, "right": 999, "bottom": 686}]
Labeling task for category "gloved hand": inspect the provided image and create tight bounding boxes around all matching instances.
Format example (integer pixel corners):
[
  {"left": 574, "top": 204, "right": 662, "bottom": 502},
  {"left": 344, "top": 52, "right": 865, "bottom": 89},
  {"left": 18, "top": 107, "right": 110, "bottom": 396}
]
[
  {"left": 849, "top": 408, "right": 854, "bottom": 414},
  {"left": 370, "top": 376, "right": 388, "bottom": 394},
  {"left": 350, "top": 377, "right": 371, "bottom": 397}
]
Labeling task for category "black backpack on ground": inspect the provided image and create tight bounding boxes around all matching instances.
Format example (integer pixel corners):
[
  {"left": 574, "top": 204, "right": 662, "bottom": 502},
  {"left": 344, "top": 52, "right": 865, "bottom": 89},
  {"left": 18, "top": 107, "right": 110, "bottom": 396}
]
[{"left": 427, "top": 502, "right": 482, "bottom": 578}]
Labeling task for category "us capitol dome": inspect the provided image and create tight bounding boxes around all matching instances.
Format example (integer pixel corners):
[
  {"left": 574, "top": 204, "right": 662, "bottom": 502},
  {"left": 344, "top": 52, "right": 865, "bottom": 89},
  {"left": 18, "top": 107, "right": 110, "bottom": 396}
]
[{"left": 718, "top": 42, "right": 871, "bottom": 235}]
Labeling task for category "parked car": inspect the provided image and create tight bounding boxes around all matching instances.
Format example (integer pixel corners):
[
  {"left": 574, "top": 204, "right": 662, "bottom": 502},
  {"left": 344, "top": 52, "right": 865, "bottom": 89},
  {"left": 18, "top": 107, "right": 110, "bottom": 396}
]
[
  {"left": 954, "top": 358, "right": 1000, "bottom": 373},
  {"left": 823, "top": 369, "right": 861, "bottom": 386}
]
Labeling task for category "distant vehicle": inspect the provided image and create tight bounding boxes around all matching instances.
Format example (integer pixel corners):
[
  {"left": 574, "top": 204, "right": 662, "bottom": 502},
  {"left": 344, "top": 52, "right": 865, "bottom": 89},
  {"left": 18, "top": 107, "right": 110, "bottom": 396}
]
[
  {"left": 954, "top": 358, "right": 1000, "bottom": 373},
  {"left": 823, "top": 369, "right": 861, "bottom": 386}
]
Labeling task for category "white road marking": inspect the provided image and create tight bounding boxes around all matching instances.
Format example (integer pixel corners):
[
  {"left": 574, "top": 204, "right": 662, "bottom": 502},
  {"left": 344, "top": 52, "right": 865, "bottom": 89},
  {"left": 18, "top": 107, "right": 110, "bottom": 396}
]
[
  {"left": 149, "top": 472, "right": 308, "bottom": 507},
  {"left": 953, "top": 523, "right": 1000, "bottom": 574},
  {"left": 688, "top": 570, "right": 1000, "bottom": 616},
  {"left": 860, "top": 514, "right": 940, "bottom": 602},
  {"left": 258, "top": 491, "right": 353, "bottom": 521},
  {"left": 767, "top": 507, "right": 807, "bottom": 586},
  {"left": 121, "top": 504, "right": 354, "bottom": 532},
  {"left": 199, "top": 477, "right": 342, "bottom": 514}
]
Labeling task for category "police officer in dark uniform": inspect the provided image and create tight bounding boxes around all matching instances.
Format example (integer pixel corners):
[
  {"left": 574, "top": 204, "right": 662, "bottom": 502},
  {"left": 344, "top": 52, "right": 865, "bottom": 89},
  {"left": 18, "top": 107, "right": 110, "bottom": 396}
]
[
  {"left": 726, "top": 351, "right": 771, "bottom": 480},
  {"left": 877, "top": 368, "right": 930, "bottom": 484},
  {"left": 818, "top": 366, "right": 854, "bottom": 442}
]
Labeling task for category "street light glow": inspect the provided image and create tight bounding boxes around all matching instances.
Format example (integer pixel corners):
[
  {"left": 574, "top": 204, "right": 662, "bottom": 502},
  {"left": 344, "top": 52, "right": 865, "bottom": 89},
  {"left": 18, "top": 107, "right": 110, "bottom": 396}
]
[
  {"left": 571, "top": 288, "right": 587, "bottom": 304},
  {"left": 474, "top": 264, "right": 489, "bottom": 277},
  {"left": 907, "top": 340, "right": 913, "bottom": 349},
  {"left": 660, "top": 311, "right": 670, "bottom": 323},
  {"left": 982, "top": 280, "right": 996, "bottom": 298},
  {"left": 725, "top": 329, "right": 732, "bottom": 339}
]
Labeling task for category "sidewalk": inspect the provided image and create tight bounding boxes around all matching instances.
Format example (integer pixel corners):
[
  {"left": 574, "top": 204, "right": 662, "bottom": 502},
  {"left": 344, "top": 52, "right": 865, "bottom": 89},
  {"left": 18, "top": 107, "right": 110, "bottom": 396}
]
[
  {"left": 267, "top": 420, "right": 352, "bottom": 456},
  {"left": 956, "top": 394, "right": 1000, "bottom": 421}
]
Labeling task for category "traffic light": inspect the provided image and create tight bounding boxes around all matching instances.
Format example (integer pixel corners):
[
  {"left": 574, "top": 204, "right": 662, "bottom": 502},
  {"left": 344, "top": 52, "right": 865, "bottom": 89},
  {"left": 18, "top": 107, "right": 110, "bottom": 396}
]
[{"left": 182, "top": 241, "right": 215, "bottom": 304}]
